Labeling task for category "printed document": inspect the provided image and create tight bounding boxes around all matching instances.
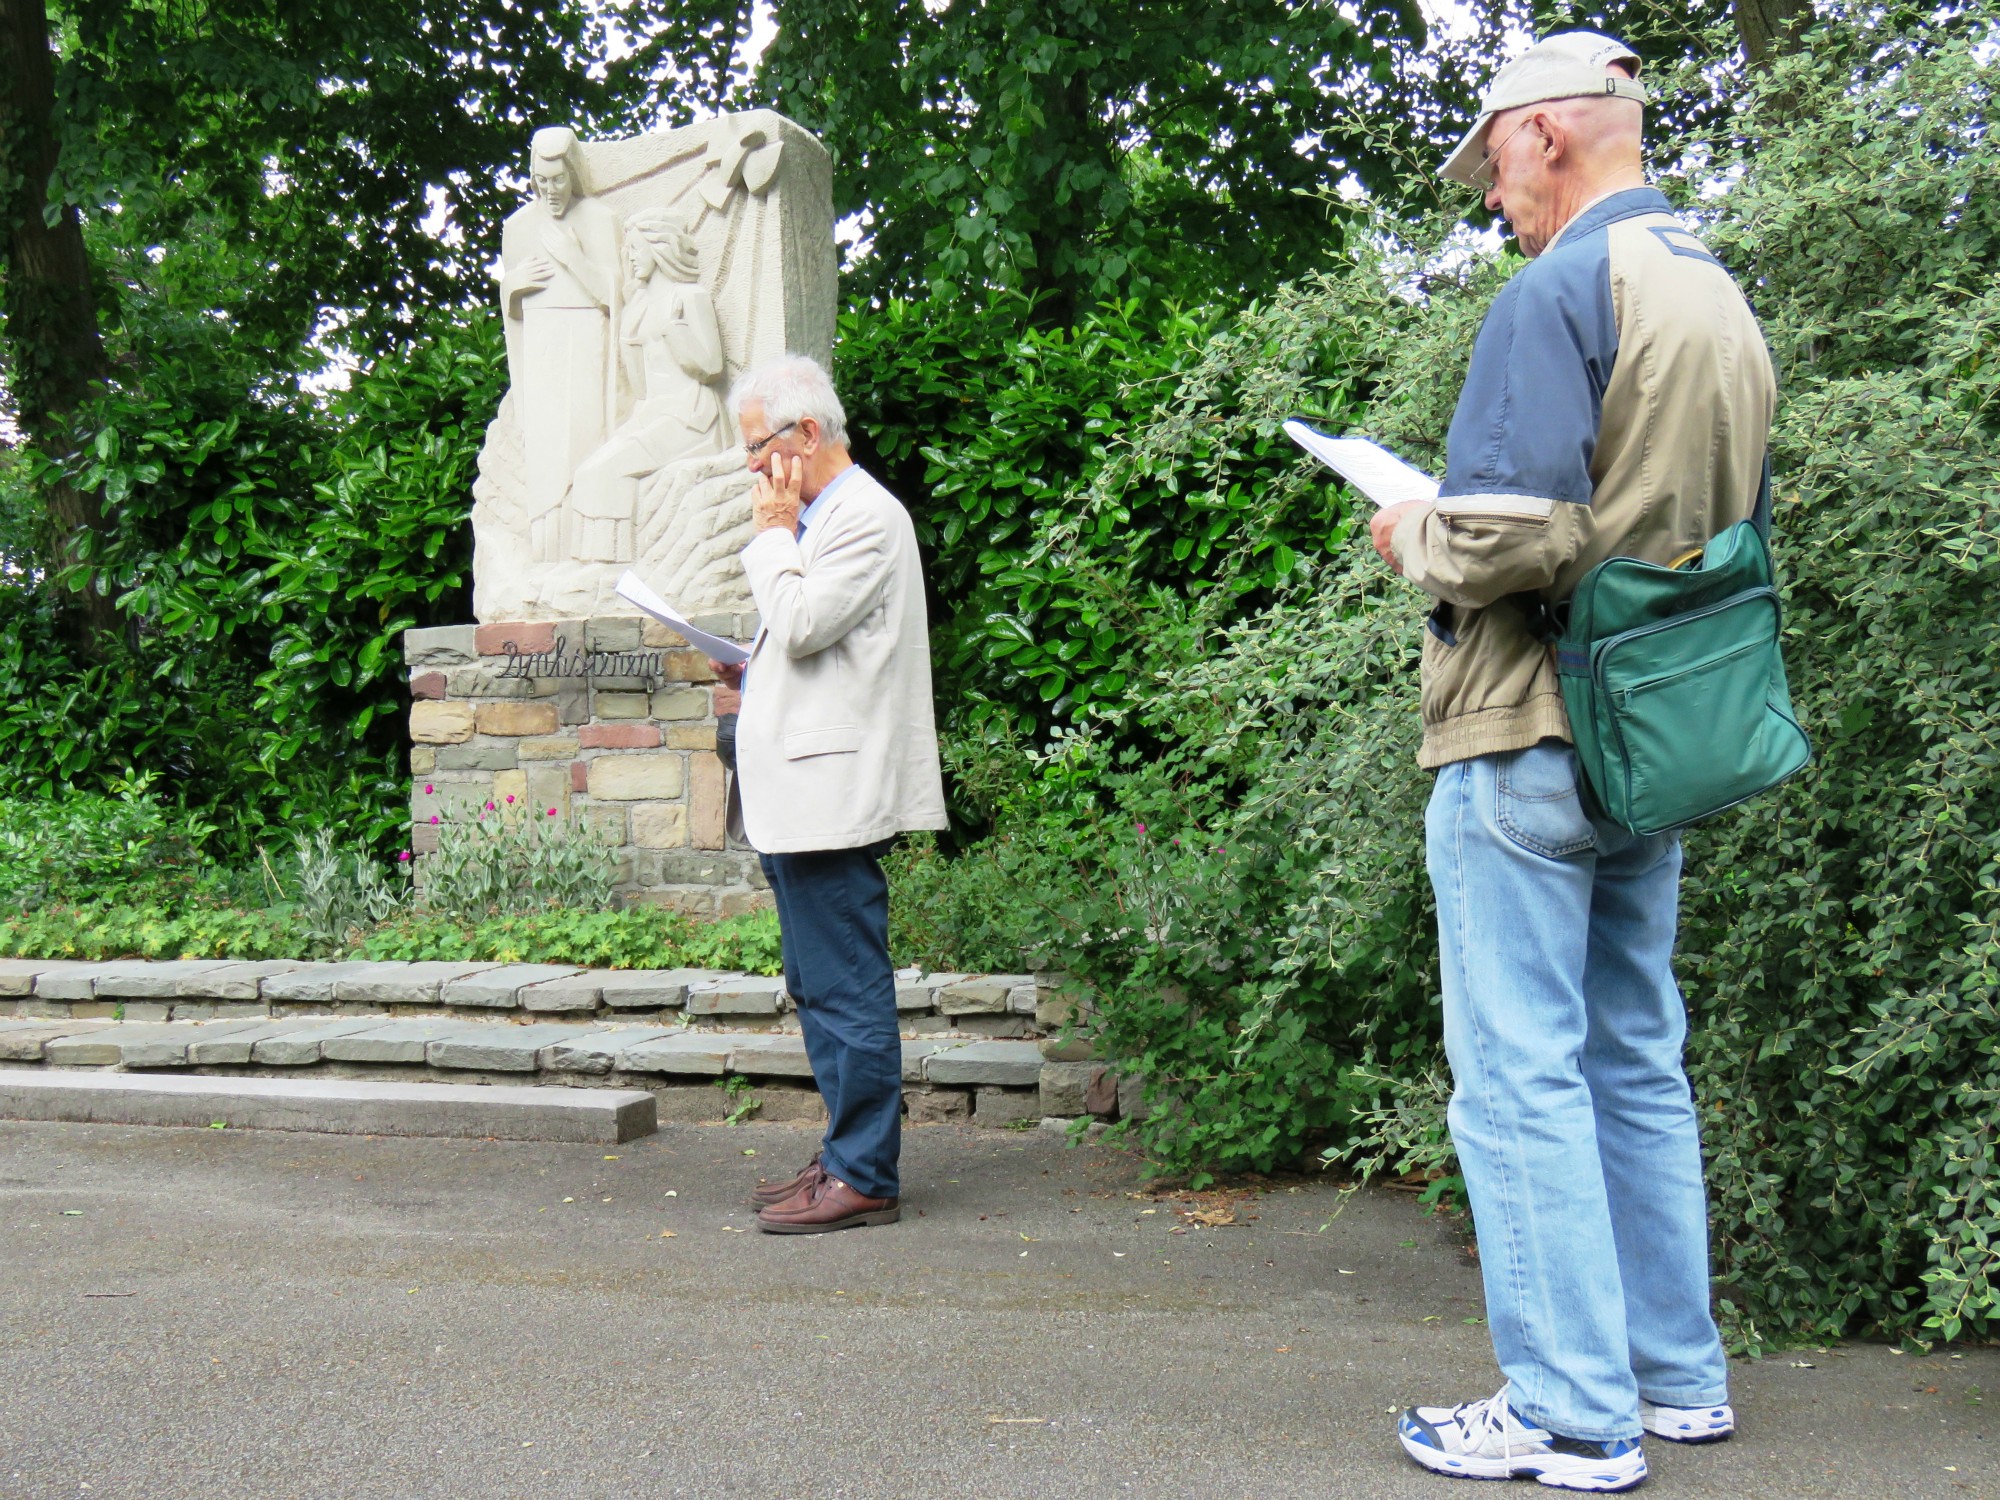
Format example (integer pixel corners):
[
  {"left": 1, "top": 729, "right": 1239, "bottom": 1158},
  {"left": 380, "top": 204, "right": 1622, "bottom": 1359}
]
[
  {"left": 1283, "top": 419, "right": 1440, "bottom": 510},
  {"left": 613, "top": 571, "right": 750, "bottom": 666}
]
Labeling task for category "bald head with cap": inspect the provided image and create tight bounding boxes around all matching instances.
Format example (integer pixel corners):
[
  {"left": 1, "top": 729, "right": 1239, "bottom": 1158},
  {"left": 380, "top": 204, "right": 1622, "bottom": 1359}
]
[{"left": 1443, "top": 31, "right": 1649, "bottom": 258}]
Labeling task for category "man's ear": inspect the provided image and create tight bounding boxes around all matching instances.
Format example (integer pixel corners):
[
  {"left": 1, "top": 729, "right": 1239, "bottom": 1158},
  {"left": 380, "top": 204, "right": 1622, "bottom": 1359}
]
[
  {"left": 797, "top": 416, "right": 822, "bottom": 454},
  {"left": 1534, "top": 111, "right": 1566, "bottom": 164}
]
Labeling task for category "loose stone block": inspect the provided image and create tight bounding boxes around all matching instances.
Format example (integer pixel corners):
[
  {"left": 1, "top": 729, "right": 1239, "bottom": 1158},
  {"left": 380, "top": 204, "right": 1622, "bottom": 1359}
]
[
  {"left": 518, "top": 735, "right": 580, "bottom": 761},
  {"left": 541, "top": 1026, "right": 676, "bottom": 1074},
  {"left": 441, "top": 965, "right": 586, "bottom": 1010},
  {"left": 173, "top": 960, "right": 308, "bottom": 1001},
  {"left": 47, "top": 1020, "right": 269, "bottom": 1069},
  {"left": 631, "top": 802, "right": 689, "bottom": 848},
  {"left": 589, "top": 756, "right": 684, "bottom": 800},
  {"left": 1008, "top": 983, "right": 1039, "bottom": 1015},
  {"left": 899, "top": 1040, "right": 949, "bottom": 1083},
  {"left": 323, "top": 1019, "right": 487, "bottom": 1065},
  {"left": 726, "top": 1034, "right": 814, "bottom": 1078},
  {"left": 599, "top": 970, "right": 703, "bottom": 1009},
  {"left": 429, "top": 1023, "right": 610, "bottom": 1073},
  {"left": 594, "top": 691, "right": 653, "bottom": 719},
  {"left": 652, "top": 687, "right": 710, "bottom": 720},
  {"left": 404, "top": 625, "right": 478, "bottom": 667},
  {"left": 186, "top": 1018, "right": 377, "bottom": 1066},
  {"left": 1039, "top": 1061, "right": 1107, "bottom": 1117},
  {"left": 903, "top": 1086, "right": 971, "bottom": 1124},
  {"left": 1038, "top": 1035, "right": 1099, "bottom": 1063},
  {"left": 937, "top": 977, "right": 1013, "bottom": 1016},
  {"left": 35, "top": 966, "right": 114, "bottom": 1002},
  {"left": 666, "top": 725, "right": 715, "bottom": 751},
  {"left": 924, "top": 1040, "right": 1044, "bottom": 1088},
  {"left": 617, "top": 1030, "right": 732, "bottom": 1076},
  {"left": 411, "top": 701, "right": 476, "bottom": 744},
  {"left": 260, "top": 963, "right": 374, "bottom": 1006},
  {"left": 410, "top": 747, "right": 437, "bottom": 774},
  {"left": 87, "top": 961, "right": 232, "bottom": 1000},
  {"left": 686, "top": 976, "right": 785, "bottom": 1016},
  {"left": 476, "top": 700, "right": 560, "bottom": 737},
  {"left": 516, "top": 971, "right": 607, "bottom": 1012},
  {"left": 335, "top": 961, "right": 505, "bottom": 1007},
  {"left": 1117, "top": 1073, "right": 1150, "bottom": 1122},
  {"left": 973, "top": 1087, "right": 1042, "bottom": 1127},
  {"left": 410, "top": 671, "right": 447, "bottom": 700},
  {"left": 0, "top": 1020, "right": 113, "bottom": 1061},
  {"left": 894, "top": 976, "right": 938, "bottom": 1013}
]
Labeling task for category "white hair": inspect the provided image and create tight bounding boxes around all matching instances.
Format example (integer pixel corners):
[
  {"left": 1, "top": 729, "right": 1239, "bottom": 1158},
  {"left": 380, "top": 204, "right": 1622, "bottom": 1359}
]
[{"left": 730, "top": 353, "right": 848, "bottom": 448}]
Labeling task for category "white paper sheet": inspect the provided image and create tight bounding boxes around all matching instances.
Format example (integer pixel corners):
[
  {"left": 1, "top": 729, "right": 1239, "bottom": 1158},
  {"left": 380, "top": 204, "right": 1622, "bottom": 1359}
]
[
  {"left": 1283, "top": 419, "right": 1441, "bottom": 511},
  {"left": 613, "top": 571, "right": 750, "bottom": 665}
]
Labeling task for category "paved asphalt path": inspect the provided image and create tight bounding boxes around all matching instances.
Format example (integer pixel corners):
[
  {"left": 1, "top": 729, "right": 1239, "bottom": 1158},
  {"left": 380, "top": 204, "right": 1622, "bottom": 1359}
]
[{"left": 0, "top": 1119, "right": 1992, "bottom": 1500}]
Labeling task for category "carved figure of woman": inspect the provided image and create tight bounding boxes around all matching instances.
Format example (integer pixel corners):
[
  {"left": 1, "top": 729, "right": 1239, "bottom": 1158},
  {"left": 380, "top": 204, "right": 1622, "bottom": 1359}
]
[{"left": 568, "top": 212, "right": 727, "bottom": 563}]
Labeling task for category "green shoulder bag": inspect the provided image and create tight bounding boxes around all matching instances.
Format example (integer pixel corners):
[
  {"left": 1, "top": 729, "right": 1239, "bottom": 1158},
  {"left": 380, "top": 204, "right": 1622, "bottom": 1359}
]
[{"left": 1531, "top": 463, "right": 1811, "bottom": 836}]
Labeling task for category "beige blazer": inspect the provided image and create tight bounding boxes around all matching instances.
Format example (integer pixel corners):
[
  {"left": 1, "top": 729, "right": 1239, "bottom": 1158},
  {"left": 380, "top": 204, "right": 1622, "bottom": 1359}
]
[{"left": 734, "top": 467, "right": 949, "bottom": 854}]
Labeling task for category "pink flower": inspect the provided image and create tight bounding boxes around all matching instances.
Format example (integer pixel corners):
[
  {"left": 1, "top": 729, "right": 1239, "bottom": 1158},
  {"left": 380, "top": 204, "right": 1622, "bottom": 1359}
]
[
  {"left": 429, "top": 815, "right": 440, "bottom": 825},
  {"left": 398, "top": 850, "right": 412, "bottom": 862},
  {"left": 424, "top": 783, "right": 433, "bottom": 794},
  {"left": 485, "top": 800, "right": 496, "bottom": 811},
  {"left": 505, "top": 794, "right": 515, "bottom": 804},
  {"left": 546, "top": 807, "right": 558, "bottom": 817},
  {"left": 1136, "top": 822, "right": 1147, "bottom": 835}
]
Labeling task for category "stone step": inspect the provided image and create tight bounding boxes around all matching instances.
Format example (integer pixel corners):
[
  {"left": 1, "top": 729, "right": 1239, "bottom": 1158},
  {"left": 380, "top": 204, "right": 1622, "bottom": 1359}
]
[
  {"left": 0, "top": 959, "right": 1043, "bottom": 1036},
  {"left": 0, "top": 1071, "right": 655, "bottom": 1143}
]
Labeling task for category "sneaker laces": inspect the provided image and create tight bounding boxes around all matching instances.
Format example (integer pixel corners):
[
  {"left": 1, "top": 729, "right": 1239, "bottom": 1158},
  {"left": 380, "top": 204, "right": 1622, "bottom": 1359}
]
[{"left": 1459, "top": 1386, "right": 1524, "bottom": 1459}]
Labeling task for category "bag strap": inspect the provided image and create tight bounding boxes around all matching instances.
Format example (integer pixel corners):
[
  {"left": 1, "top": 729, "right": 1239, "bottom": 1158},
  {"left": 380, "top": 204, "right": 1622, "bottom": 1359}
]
[{"left": 1753, "top": 454, "right": 1773, "bottom": 542}]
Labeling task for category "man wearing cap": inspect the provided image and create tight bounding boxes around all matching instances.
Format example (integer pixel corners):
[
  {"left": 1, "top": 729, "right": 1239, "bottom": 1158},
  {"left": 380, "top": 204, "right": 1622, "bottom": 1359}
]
[{"left": 1367, "top": 32, "right": 1774, "bottom": 1492}]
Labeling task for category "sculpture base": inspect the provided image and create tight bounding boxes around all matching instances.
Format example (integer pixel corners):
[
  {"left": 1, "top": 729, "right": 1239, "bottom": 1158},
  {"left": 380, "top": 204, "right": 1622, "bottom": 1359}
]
[{"left": 403, "top": 614, "right": 768, "bottom": 919}]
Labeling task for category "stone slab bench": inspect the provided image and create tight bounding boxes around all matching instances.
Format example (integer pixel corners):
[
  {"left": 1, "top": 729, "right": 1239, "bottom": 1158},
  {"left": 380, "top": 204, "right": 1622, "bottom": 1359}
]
[{"left": 0, "top": 1070, "right": 655, "bottom": 1143}]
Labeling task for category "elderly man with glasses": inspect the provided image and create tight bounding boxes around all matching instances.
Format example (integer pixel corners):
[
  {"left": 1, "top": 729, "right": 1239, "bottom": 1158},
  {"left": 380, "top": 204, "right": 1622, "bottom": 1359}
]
[
  {"left": 709, "top": 353, "right": 948, "bottom": 1234},
  {"left": 1362, "top": 32, "right": 1776, "bottom": 1492}
]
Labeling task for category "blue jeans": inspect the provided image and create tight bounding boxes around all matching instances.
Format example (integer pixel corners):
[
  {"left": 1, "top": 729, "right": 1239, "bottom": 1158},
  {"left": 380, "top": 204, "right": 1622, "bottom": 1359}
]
[
  {"left": 759, "top": 841, "right": 902, "bottom": 1200},
  {"left": 1426, "top": 741, "right": 1728, "bottom": 1442}
]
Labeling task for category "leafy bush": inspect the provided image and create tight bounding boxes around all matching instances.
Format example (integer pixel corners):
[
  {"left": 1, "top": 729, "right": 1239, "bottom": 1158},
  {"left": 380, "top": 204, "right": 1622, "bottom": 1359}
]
[
  {"left": 0, "top": 773, "right": 219, "bottom": 911},
  {"left": 913, "top": 7, "right": 2000, "bottom": 1345},
  {"left": 288, "top": 828, "right": 407, "bottom": 949}
]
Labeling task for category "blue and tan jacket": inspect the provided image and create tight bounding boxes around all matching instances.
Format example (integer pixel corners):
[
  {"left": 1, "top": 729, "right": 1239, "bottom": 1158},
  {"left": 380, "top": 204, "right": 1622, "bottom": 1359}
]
[{"left": 1390, "top": 186, "right": 1777, "bottom": 769}]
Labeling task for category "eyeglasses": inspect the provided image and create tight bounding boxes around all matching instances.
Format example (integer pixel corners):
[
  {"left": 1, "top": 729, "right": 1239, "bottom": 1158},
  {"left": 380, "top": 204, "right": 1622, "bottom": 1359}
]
[
  {"left": 1471, "top": 118, "right": 1535, "bottom": 189},
  {"left": 743, "top": 421, "right": 798, "bottom": 458}
]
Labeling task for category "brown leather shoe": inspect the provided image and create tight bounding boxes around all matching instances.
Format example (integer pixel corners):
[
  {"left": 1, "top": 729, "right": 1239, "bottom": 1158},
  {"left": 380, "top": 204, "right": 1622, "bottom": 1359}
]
[
  {"left": 748, "top": 1154, "right": 824, "bottom": 1208},
  {"left": 755, "top": 1175, "right": 900, "bottom": 1234}
]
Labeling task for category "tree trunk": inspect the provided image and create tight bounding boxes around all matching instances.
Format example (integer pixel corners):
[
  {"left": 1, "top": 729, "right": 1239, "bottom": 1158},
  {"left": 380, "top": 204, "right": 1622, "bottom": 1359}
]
[
  {"left": 1735, "top": 0, "right": 1815, "bottom": 68},
  {"left": 0, "top": 0, "right": 120, "bottom": 653}
]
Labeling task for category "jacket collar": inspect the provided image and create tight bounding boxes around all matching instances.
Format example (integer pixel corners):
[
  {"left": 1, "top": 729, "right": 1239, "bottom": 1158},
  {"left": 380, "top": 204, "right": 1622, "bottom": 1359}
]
[{"left": 1545, "top": 185, "right": 1673, "bottom": 253}]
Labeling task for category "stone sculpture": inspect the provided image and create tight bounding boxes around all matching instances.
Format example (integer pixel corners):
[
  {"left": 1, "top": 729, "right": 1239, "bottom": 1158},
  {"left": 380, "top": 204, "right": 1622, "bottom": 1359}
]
[{"left": 472, "top": 111, "right": 837, "bottom": 622}]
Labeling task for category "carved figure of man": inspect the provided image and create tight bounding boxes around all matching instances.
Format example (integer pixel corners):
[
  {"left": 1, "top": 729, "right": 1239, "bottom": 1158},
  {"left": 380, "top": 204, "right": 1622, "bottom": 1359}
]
[
  {"left": 498, "top": 126, "right": 623, "bottom": 562},
  {"left": 569, "top": 211, "right": 728, "bottom": 563}
]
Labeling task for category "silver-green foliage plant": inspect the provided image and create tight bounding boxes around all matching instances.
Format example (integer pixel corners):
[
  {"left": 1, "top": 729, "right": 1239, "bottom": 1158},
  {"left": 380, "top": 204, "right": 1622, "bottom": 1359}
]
[
  {"left": 911, "top": 5, "right": 1998, "bottom": 1344},
  {"left": 291, "top": 828, "right": 406, "bottom": 949},
  {"left": 417, "top": 799, "right": 617, "bottom": 920}
]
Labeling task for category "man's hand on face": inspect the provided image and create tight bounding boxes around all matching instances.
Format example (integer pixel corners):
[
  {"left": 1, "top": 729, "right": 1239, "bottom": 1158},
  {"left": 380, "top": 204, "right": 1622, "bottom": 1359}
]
[
  {"left": 752, "top": 452, "right": 805, "bottom": 534},
  {"left": 1370, "top": 499, "right": 1427, "bottom": 575}
]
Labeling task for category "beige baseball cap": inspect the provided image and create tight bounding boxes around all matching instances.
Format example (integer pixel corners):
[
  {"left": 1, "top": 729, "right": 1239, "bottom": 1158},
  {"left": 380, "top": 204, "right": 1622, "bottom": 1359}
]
[{"left": 1440, "top": 31, "right": 1648, "bottom": 188}]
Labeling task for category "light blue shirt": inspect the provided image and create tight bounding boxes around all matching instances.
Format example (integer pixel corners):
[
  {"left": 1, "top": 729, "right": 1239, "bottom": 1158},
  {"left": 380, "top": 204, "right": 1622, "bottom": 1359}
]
[{"left": 796, "top": 462, "right": 861, "bottom": 538}]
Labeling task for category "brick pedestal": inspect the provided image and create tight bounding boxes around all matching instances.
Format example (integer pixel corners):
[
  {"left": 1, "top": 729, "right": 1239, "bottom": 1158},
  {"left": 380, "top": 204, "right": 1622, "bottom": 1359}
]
[{"left": 402, "top": 614, "right": 768, "bottom": 918}]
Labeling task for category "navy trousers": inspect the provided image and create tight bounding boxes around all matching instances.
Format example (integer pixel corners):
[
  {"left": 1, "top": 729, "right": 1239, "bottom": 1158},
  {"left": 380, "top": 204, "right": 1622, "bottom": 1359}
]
[{"left": 759, "top": 839, "right": 902, "bottom": 1200}]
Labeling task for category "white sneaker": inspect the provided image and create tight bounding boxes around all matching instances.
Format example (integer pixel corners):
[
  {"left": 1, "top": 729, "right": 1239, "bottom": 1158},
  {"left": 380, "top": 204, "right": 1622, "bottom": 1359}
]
[
  {"left": 1639, "top": 1399, "right": 1734, "bottom": 1443},
  {"left": 1397, "top": 1387, "right": 1647, "bottom": 1491}
]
